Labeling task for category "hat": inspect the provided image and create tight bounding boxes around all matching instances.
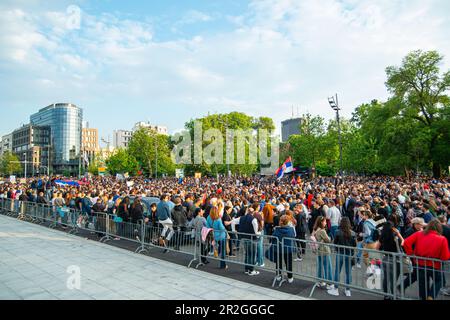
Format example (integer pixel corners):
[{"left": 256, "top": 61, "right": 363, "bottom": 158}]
[{"left": 411, "top": 217, "right": 427, "bottom": 226}]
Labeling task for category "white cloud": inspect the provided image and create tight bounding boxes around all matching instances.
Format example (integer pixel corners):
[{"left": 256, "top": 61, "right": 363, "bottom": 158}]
[
  {"left": 179, "top": 10, "right": 213, "bottom": 25},
  {"left": 0, "top": 0, "right": 449, "bottom": 136}
]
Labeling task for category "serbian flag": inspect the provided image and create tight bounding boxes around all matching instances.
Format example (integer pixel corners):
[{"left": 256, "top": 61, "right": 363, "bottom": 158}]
[{"left": 276, "top": 157, "right": 294, "bottom": 180}]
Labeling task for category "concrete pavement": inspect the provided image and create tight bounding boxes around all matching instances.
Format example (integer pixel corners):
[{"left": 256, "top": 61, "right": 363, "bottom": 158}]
[{"left": 0, "top": 215, "right": 307, "bottom": 300}]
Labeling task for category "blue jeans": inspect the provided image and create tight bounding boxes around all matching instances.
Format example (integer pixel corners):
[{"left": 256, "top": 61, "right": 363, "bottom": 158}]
[
  {"left": 256, "top": 232, "right": 264, "bottom": 266},
  {"left": 264, "top": 223, "right": 273, "bottom": 236},
  {"left": 243, "top": 239, "right": 256, "bottom": 272},
  {"left": 228, "top": 232, "right": 237, "bottom": 255},
  {"left": 356, "top": 242, "right": 363, "bottom": 264},
  {"left": 317, "top": 255, "right": 333, "bottom": 281},
  {"left": 217, "top": 239, "right": 227, "bottom": 269},
  {"left": 334, "top": 253, "right": 352, "bottom": 289},
  {"left": 330, "top": 226, "right": 339, "bottom": 240},
  {"left": 418, "top": 268, "right": 444, "bottom": 300}
]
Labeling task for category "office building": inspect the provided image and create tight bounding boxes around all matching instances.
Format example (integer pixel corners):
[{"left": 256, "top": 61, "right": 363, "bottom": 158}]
[
  {"left": 133, "top": 122, "right": 168, "bottom": 135},
  {"left": 113, "top": 130, "right": 133, "bottom": 149},
  {"left": 281, "top": 118, "right": 302, "bottom": 142},
  {"left": 30, "top": 103, "right": 83, "bottom": 175},
  {"left": 12, "top": 124, "right": 51, "bottom": 176},
  {"left": 1, "top": 133, "right": 13, "bottom": 156},
  {"left": 82, "top": 126, "right": 99, "bottom": 166}
]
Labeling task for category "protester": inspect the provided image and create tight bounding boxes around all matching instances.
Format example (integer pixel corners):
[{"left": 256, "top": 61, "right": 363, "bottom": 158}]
[
  {"left": 293, "top": 203, "right": 308, "bottom": 262},
  {"left": 273, "top": 215, "right": 296, "bottom": 283},
  {"left": 378, "top": 221, "right": 403, "bottom": 300},
  {"left": 403, "top": 219, "right": 450, "bottom": 300},
  {"left": 313, "top": 216, "right": 333, "bottom": 289},
  {"left": 206, "top": 206, "right": 228, "bottom": 270},
  {"left": 1, "top": 173, "right": 449, "bottom": 300},
  {"left": 327, "top": 217, "right": 356, "bottom": 297},
  {"left": 157, "top": 194, "right": 174, "bottom": 248}
]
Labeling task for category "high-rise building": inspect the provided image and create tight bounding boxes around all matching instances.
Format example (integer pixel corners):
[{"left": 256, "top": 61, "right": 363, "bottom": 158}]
[
  {"left": 12, "top": 124, "right": 51, "bottom": 176},
  {"left": 30, "top": 103, "right": 83, "bottom": 175},
  {"left": 82, "top": 127, "right": 99, "bottom": 166},
  {"left": 1, "top": 133, "right": 13, "bottom": 156},
  {"left": 281, "top": 118, "right": 302, "bottom": 142},
  {"left": 133, "top": 121, "right": 168, "bottom": 135},
  {"left": 113, "top": 130, "right": 133, "bottom": 149}
]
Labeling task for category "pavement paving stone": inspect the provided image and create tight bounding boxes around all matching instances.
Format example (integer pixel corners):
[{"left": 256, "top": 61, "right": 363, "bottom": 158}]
[{"left": 0, "top": 215, "right": 307, "bottom": 301}]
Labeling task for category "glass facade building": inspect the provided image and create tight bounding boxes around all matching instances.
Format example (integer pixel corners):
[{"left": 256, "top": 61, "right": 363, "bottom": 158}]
[
  {"left": 281, "top": 118, "right": 302, "bottom": 142},
  {"left": 30, "top": 103, "right": 83, "bottom": 175}
]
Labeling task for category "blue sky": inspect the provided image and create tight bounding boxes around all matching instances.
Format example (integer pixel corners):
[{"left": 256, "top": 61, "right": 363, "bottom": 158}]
[{"left": 1, "top": 0, "right": 449, "bottom": 145}]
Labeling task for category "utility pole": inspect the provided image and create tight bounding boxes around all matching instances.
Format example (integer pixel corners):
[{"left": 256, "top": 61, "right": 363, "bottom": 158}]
[
  {"left": 328, "top": 94, "right": 344, "bottom": 184},
  {"left": 335, "top": 94, "right": 343, "bottom": 180}
]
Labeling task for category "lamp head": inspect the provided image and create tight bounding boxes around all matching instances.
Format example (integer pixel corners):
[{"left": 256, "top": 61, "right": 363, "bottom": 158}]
[{"left": 328, "top": 97, "right": 337, "bottom": 109}]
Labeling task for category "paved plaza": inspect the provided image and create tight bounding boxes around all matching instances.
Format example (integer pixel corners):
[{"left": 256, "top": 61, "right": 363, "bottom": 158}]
[{"left": 0, "top": 215, "right": 306, "bottom": 300}]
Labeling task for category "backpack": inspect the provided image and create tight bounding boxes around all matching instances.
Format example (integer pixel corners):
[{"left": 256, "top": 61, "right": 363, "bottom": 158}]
[
  {"left": 172, "top": 206, "right": 187, "bottom": 226},
  {"left": 310, "top": 232, "right": 320, "bottom": 254}
]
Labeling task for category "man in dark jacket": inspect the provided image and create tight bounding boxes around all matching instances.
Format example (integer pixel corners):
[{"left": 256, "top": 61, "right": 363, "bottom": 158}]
[
  {"left": 236, "top": 208, "right": 260, "bottom": 276},
  {"left": 172, "top": 199, "right": 187, "bottom": 228},
  {"left": 182, "top": 194, "right": 195, "bottom": 221},
  {"left": 36, "top": 192, "right": 48, "bottom": 204},
  {"left": 404, "top": 218, "right": 426, "bottom": 239},
  {"left": 171, "top": 197, "right": 187, "bottom": 250},
  {"left": 92, "top": 198, "right": 106, "bottom": 213},
  {"left": 294, "top": 203, "right": 308, "bottom": 261},
  {"left": 157, "top": 194, "right": 174, "bottom": 246}
]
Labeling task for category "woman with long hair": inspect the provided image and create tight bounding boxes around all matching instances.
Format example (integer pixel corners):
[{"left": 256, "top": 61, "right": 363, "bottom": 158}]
[
  {"left": 328, "top": 217, "right": 356, "bottom": 297},
  {"left": 206, "top": 206, "right": 228, "bottom": 270},
  {"left": 116, "top": 196, "right": 130, "bottom": 238},
  {"left": 378, "top": 221, "right": 403, "bottom": 300},
  {"left": 222, "top": 205, "right": 236, "bottom": 257},
  {"left": 313, "top": 216, "right": 333, "bottom": 289}
]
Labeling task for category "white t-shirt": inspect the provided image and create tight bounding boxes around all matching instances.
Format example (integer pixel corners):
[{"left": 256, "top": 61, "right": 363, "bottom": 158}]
[{"left": 329, "top": 207, "right": 342, "bottom": 227}]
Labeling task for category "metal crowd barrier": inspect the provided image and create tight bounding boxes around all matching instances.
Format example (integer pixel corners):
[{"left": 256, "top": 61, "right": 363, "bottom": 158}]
[
  {"left": 188, "top": 228, "right": 281, "bottom": 287},
  {"left": 276, "top": 237, "right": 450, "bottom": 300},
  {"left": 1, "top": 199, "right": 449, "bottom": 300},
  {"left": 100, "top": 215, "right": 143, "bottom": 250},
  {"left": 140, "top": 224, "right": 199, "bottom": 261}
]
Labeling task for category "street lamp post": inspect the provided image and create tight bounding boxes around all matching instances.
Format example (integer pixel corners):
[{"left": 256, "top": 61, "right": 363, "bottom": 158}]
[{"left": 328, "top": 94, "right": 343, "bottom": 183}]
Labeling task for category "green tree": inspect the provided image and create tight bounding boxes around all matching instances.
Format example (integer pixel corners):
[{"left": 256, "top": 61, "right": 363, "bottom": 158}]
[
  {"left": 385, "top": 50, "right": 450, "bottom": 177},
  {"left": 87, "top": 159, "right": 100, "bottom": 176},
  {"left": 0, "top": 152, "right": 22, "bottom": 176},
  {"left": 286, "top": 113, "right": 335, "bottom": 174},
  {"left": 105, "top": 149, "right": 139, "bottom": 176},
  {"left": 184, "top": 112, "right": 276, "bottom": 176},
  {"left": 128, "top": 128, "right": 174, "bottom": 177}
]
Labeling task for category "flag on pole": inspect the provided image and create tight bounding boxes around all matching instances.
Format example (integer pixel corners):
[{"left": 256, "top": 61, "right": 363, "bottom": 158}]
[
  {"left": 83, "top": 151, "right": 89, "bottom": 166},
  {"left": 276, "top": 157, "right": 294, "bottom": 180}
]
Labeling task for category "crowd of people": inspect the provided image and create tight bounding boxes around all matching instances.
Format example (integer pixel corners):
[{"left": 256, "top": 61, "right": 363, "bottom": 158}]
[{"left": 1, "top": 174, "right": 450, "bottom": 300}]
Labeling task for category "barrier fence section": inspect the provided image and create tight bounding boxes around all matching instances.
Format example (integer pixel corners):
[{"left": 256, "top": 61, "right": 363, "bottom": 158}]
[
  {"left": 277, "top": 237, "right": 450, "bottom": 300},
  {"left": 189, "top": 229, "right": 281, "bottom": 287},
  {"left": 0, "top": 198, "right": 449, "bottom": 300}
]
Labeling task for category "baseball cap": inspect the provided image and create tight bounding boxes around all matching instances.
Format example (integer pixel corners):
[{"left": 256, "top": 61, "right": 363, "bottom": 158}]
[{"left": 411, "top": 217, "right": 427, "bottom": 226}]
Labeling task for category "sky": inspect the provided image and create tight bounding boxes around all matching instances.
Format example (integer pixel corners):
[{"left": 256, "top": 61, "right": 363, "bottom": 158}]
[{"left": 1, "top": 0, "right": 449, "bottom": 146}]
